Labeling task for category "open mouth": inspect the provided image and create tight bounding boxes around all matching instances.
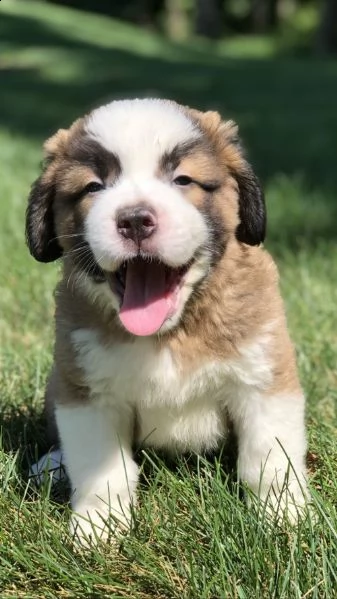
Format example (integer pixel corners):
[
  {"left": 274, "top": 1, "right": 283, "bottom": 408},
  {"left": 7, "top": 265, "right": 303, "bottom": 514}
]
[{"left": 106, "top": 256, "right": 191, "bottom": 336}]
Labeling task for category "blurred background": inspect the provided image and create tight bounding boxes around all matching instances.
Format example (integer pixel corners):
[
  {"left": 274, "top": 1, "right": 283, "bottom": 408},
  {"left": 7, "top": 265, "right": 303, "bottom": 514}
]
[
  {"left": 1, "top": 0, "right": 337, "bottom": 194},
  {"left": 44, "top": 0, "right": 337, "bottom": 53},
  {"left": 1, "top": 0, "right": 337, "bottom": 259}
]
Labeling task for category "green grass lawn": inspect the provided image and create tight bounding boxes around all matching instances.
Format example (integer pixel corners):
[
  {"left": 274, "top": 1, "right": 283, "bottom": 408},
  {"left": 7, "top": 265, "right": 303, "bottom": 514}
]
[{"left": 0, "top": 1, "right": 336, "bottom": 597}]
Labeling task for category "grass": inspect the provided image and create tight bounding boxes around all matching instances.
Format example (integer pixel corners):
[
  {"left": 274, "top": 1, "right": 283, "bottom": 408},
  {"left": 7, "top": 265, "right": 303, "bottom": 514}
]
[{"left": 0, "top": 1, "right": 336, "bottom": 597}]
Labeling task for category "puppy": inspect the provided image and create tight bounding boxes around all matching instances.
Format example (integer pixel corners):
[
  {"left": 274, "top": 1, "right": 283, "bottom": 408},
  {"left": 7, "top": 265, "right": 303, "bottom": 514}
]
[{"left": 26, "top": 99, "right": 309, "bottom": 542}]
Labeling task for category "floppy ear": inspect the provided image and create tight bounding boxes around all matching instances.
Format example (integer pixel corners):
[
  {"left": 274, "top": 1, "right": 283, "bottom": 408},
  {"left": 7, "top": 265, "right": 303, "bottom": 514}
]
[
  {"left": 234, "top": 163, "right": 266, "bottom": 246},
  {"left": 188, "top": 109, "right": 266, "bottom": 246},
  {"left": 26, "top": 175, "right": 61, "bottom": 262},
  {"left": 26, "top": 129, "right": 68, "bottom": 262},
  {"left": 216, "top": 116, "right": 266, "bottom": 245}
]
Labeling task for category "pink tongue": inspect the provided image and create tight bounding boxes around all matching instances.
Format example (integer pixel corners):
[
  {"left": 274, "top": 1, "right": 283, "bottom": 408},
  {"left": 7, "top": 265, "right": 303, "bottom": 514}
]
[{"left": 119, "top": 260, "right": 172, "bottom": 336}]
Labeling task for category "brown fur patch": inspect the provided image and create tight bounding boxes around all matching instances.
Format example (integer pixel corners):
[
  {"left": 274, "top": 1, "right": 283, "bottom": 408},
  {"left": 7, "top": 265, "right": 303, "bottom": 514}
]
[
  {"left": 186, "top": 108, "right": 266, "bottom": 246},
  {"left": 44, "top": 128, "right": 70, "bottom": 158},
  {"left": 164, "top": 240, "right": 301, "bottom": 395}
]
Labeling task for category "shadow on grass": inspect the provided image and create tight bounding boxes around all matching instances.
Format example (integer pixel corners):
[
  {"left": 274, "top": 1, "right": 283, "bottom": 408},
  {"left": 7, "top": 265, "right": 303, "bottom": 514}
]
[
  {"left": 0, "top": 405, "right": 71, "bottom": 504},
  {"left": 0, "top": 406, "right": 49, "bottom": 462},
  {"left": 136, "top": 428, "right": 238, "bottom": 486},
  {"left": 0, "top": 399, "right": 238, "bottom": 507}
]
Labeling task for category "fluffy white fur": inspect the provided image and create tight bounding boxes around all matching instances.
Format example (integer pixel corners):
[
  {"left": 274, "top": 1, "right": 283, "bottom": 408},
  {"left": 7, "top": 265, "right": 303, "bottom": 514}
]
[
  {"left": 85, "top": 99, "right": 200, "bottom": 176},
  {"left": 52, "top": 326, "right": 308, "bottom": 543}
]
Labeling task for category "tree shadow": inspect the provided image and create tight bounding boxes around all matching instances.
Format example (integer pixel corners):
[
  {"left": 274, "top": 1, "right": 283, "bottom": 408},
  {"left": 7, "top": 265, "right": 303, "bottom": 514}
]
[
  {"left": 2, "top": 9, "right": 336, "bottom": 255},
  {"left": 1, "top": 13, "right": 336, "bottom": 172}
]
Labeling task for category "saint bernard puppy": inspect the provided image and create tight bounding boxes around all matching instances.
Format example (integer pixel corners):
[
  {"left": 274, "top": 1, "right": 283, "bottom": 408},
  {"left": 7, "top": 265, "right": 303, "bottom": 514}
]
[{"left": 26, "top": 99, "right": 309, "bottom": 543}]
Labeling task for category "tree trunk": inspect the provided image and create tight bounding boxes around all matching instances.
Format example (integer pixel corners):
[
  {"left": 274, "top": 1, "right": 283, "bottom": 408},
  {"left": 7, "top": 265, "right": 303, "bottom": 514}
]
[
  {"left": 316, "top": 0, "right": 337, "bottom": 55},
  {"left": 195, "top": 0, "right": 222, "bottom": 39},
  {"left": 138, "top": 0, "right": 166, "bottom": 29},
  {"left": 166, "top": 0, "right": 189, "bottom": 40},
  {"left": 251, "top": 0, "right": 279, "bottom": 32}
]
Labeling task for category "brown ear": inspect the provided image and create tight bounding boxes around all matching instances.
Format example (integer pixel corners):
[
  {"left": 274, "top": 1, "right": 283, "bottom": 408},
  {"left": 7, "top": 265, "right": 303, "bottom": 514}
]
[
  {"left": 189, "top": 109, "right": 266, "bottom": 246},
  {"left": 26, "top": 130, "right": 68, "bottom": 262},
  {"left": 234, "top": 161, "right": 266, "bottom": 246}
]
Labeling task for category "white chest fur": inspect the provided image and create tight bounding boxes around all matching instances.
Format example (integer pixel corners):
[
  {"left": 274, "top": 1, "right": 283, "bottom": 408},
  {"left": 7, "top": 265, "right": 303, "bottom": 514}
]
[{"left": 71, "top": 328, "right": 273, "bottom": 453}]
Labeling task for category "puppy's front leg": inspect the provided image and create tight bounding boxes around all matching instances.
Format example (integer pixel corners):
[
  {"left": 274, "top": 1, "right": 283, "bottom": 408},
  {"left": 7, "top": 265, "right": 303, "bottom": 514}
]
[
  {"left": 56, "top": 401, "right": 138, "bottom": 544},
  {"left": 229, "top": 391, "right": 309, "bottom": 522}
]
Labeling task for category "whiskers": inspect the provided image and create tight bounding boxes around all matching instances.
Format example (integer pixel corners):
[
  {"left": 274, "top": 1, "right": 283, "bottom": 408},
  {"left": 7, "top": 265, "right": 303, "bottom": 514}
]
[
  {"left": 65, "top": 240, "right": 105, "bottom": 294},
  {"left": 50, "top": 232, "right": 83, "bottom": 244}
]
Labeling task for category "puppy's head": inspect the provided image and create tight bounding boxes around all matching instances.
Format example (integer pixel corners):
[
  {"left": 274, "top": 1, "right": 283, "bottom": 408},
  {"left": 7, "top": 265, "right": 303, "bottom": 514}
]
[{"left": 26, "top": 99, "right": 265, "bottom": 337}]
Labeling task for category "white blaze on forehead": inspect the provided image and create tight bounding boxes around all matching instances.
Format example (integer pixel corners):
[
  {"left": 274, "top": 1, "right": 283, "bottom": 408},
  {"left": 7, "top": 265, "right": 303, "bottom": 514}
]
[{"left": 85, "top": 99, "right": 201, "bottom": 175}]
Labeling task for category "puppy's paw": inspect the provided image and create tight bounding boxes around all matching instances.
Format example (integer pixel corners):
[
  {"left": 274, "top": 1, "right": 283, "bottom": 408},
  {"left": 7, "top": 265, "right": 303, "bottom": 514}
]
[
  {"left": 265, "top": 486, "right": 310, "bottom": 524},
  {"left": 29, "top": 449, "right": 67, "bottom": 487},
  {"left": 250, "top": 482, "right": 312, "bottom": 525},
  {"left": 70, "top": 496, "right": 132, "bottom": 547}
]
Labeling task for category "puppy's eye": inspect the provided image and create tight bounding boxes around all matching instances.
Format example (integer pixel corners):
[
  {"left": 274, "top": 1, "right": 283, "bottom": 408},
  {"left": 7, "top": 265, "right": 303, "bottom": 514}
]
[
  {"left": 83, "top": 181, "right": 104, "bottom": 194},
  {"left": 173, "top": 175, "right": 193, "bottom": 187}
]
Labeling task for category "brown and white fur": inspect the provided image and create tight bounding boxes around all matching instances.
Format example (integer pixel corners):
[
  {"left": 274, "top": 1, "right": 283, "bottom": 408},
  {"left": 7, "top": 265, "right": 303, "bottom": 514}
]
[{"left": 26, "top": 99, "right": 308, "bottom": 543}]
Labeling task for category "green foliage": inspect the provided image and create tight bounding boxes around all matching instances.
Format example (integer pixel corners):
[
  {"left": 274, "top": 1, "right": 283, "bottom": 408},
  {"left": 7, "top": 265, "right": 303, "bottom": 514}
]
[{"left": 0, "top": 1, "right": 336, "bottom": 597}]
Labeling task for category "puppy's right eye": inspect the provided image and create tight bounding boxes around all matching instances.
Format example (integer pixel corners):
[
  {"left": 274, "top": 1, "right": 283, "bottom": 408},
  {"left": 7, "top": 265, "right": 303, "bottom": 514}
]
[{"left": 83, "top": 181, "right": 104, "bottom": 194}]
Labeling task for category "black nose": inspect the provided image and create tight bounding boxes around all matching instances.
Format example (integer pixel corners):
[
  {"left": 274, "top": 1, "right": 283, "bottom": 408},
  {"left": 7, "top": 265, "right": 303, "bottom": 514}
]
[{"left": 116, "top": 206, "right": 157, "bottom": 244}]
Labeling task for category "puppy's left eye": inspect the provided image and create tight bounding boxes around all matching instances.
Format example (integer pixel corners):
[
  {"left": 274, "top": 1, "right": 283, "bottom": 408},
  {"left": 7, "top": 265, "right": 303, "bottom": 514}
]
[
  {"left": 173, "top": 175, "right": 193, "bottom": 187},
  {"left": 83, "top": 181, "right": 105, "bottom": 194}
]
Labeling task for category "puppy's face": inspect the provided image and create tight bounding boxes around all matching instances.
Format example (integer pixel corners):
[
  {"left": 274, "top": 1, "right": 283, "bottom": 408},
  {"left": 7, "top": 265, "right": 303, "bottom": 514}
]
[{"left": 26, "top": 99, "right": 265, "bottom": 336}]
